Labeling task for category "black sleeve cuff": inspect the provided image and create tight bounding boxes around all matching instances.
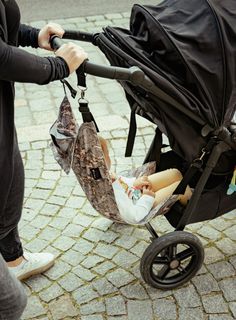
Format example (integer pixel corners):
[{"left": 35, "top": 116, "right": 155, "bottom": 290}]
[
  {"left": 18, "top": 24, "right": 40, "bottom": 48},
  {"left": 46, "top": 56, "right": 70, "bottom": 81}
]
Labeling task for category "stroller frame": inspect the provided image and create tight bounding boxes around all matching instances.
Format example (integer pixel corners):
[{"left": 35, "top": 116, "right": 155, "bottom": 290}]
[{"left": 51, "top": 32, "right": 236, "bottom": 289}]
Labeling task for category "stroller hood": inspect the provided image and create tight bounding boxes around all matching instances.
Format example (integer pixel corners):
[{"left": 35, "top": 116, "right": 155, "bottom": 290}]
[
  {"left": 99, "top": 0, "right": 236, "bottom": 128},
  {"left": 129, "top": 0, "right": 236, "bottom": 127}
]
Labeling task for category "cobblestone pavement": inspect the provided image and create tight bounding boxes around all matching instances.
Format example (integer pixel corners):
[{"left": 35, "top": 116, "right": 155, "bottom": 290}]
[{"left": 15, "top": 13, "right": 236, "bottom": 320}]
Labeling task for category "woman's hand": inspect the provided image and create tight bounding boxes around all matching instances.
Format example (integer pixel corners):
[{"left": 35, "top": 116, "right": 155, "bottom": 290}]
[
  {"left": 55, "top": 43, "right": 88, "bottom": 74},
  {"left": 38, "top": 23, "right": 64, "bottom": 51}
]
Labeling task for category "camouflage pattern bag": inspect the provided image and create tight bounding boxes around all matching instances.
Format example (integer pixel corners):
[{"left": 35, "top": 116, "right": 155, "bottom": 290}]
[
  {"left": 72, "top": 121, "right": 123, "bottom": 223},
  {"left": 50, "top": 96, "right": 178, "bottom": 224},
  {"left": 49, "top": 96, "right": 78, "bottom": 174}
]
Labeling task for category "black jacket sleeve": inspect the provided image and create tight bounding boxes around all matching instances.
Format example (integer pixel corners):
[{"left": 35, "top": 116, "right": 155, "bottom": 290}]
[
  {"left": 0, "top": 37, "right": 69, "bottom": 84},
  {"left": 18, "top": 24, "right": 40, "bottom": 48}
]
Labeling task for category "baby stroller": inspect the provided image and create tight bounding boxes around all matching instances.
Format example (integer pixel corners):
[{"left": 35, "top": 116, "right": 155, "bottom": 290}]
[{"left": 51, "top": 0, "right": 236, "bottom": 290}]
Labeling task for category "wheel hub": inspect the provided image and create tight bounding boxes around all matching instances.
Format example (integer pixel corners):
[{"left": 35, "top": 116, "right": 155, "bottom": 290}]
[{"left": 169, "top": 259, "right": 180, "bottom": 269}]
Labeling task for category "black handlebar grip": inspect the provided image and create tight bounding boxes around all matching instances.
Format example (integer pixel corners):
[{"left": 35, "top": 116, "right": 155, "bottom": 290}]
[{"left": 50, "top": 35, "right": 64, "bottom": 50}]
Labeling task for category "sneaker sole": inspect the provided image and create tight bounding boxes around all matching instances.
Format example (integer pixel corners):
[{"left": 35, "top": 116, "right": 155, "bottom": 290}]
[{"left": 18, "top": 259, "right": 55, "bottom": 281}]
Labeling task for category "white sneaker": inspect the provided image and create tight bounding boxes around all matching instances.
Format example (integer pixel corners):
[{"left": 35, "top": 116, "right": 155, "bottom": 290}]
[{"left": 9, "top": 252, "right": 55, "bottom": 281}]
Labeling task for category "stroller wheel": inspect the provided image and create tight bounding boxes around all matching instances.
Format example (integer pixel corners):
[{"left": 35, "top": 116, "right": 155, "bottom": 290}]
[{"left": 140, "top": 231, "right": 204, "bottom": 290}]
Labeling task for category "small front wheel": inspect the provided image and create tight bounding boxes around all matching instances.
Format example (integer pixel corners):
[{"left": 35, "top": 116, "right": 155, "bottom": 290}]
[{"left": 140, "top": 231, "right": 204, "bottom": 290}]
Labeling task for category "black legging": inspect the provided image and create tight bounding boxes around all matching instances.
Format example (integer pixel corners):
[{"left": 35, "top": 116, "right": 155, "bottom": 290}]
[{"left": 0, "top": 142, "right": 24, "bottom": 262}]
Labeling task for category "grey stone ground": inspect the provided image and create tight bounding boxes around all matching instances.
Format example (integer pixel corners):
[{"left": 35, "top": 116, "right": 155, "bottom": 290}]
[{"left": 15, "top": 13, "right": 236, "bottom": 320}]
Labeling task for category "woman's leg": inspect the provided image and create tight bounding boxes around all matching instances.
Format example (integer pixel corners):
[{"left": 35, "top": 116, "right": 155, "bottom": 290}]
[
  {"left": 148, "top": 168, "right": 183, "bottom": 192},
  {"left": 0, "top": 143, "right": 24, "bottom": 262},
  {"left": 153, "top": 181, "right": 192, "bottom": 208},
  {"left": 0, "top": 253, "right": 27, "bottom": 320}
]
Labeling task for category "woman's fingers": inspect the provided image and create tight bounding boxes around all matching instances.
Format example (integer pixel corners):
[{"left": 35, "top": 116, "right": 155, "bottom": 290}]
[
  {"left": 38, "top": 23, "right": 65, "bottom": 51},
  {"left": 55, "top": 43, "right": 88, "bottom": 73}
]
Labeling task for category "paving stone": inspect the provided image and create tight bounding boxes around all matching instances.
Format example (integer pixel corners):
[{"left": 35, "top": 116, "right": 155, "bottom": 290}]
[
  {"left": 25, "top": 275, "right": 51, "bottom": 293},
  {"left": 54, "top": 185, "right": 74, "bottom": 197},
  {"left": 73, "top": 213, "right": 95, "bottom": 227},
  {"left": 66, "top": 195, "right": 86, "bottom": 209},
  {"left": 83, "top": 228, "right": 105, "bottom": 242},
  {"left": 61, "top": 249, "right": 85, "bottom": 266},
  {"left": 81, "top": 316, "right": 104, "bottom": 320},
  {"left": 92, "top": 261, "right": 116, "bottom": 275},
  {"left": 24, "top": 238, "right": 48, "bottom": 252},
  {"left": 191, "top": 274, "right": 220, "bottom": 295},
  {"left": 73, "top": 238, "right": 94, "bottom": 255},
  {"left": 105, "top": 296, "right": 126, "bottom": 316},
  {"left": 92, "top": 278, "right": 117, "bottom": 296},
  {"left": 91, "top": 217, "right": 114, "bottom": 231},
  {"left": 113, "top": 250, "right": 139, "bottom": 269},
  {"left": 40, "top": 203, "right": 60, "bottom": 216},
  {"left": 38, "top": 226, "right": 61, "bottom": 242},
  {"left": 81, "top": 255, "right": 105, "bottom": 268},
  {"left": 37, "top": 179, "right": 57, "bottom": 189},
  {"left": 153, "top": 297, "right": 177, "bottom": 320},
  {"left": 73, "top": 285, "right": 99, "bottom": 304},
  {"left": 229, "top": 302, "right": 236, "bottom": 318},
  {"left": 47, "top": 195, "right": 67, "bottom": 206},
  {"left": 58, "top": 273, "right": 84, "bottom": 292},
  {"left": 21, "top": 296, "right": 46, "bottom": 319},
  {"left": 39, "top": 283, "right": 64, "bottom": 302},
  {"left": 202, "top": 294, "right": 228, "bottom": 313},
  {"left": 204, "top": 247, "right": 225, "bottom": 264},
  {"left": 62, "top": 223, "right": 84, "bottom": 237},
  {"left": 44, "top": 260, "right": 71, "bottom": 280},
  {"left": 94, "top": 243, "right": 119, "bottom": 259},
  {"left": 208, "top": 315, "right": 234, "bottom": 320},
  {"left": 30, "top": 215, "right": 51, "bottom": 229},
  {"left": 106, "top": 268, "right": 135, "bottom": 288},
  {"left": 219, "top": 278, "right": 236, "bottom": 301},
  {"left": 20, "top": 224, "right": 40, "bottom": 241},
  {"left": 80, "top": 300, "right": 106, "bottom": 315},
  {"left": 215, "top": 238, "right": 236, "bottom": 256},
  {"left": 30, "top": 188, "right": 50, "bottom": 200},
  {"left": 197, "top": 225, "right": 221, "bottom": 240},
  {"left": 130, "top": 241, "right": 148, "bottom": 257},
  {"left": 72, "top": 265, "right": 97, "bottom": 281},
  {"left": 207, "top": 261, "right": 235, "bottom": 279},
  {"left": 101, "top": 230, "right": 119, "bottom": 243},
  {"left": 174, "top": 285, "right": 201, "bottom": 307},
  {"left": 49, "top": 217, "right": 71, "bottom": 230},
  {"left": 120, "top": 283, "right": 149, "bottom": 299},
  {"left": 178, "top": 307, "right": 205, "bottom": 320},
  {"left": 127, "top": 300, "right": 153, "bottom": 320},
  {"left": 49, "top": 295, "right": 79, "bottom": 320},
  {"left": 53, "top": 235, "right": 76, "bottom": 251},
  {"left": 115, "top": 235, "right": 137, "bottom": 249},
  {"left": 229, "top": 255, "right": 236, "bottom": 269},
  {"left": 58, "top": 207, "right": 78, "bottom": 219},
  {"left": 224, "top": 225, "right": 236, "bottom": 241}
]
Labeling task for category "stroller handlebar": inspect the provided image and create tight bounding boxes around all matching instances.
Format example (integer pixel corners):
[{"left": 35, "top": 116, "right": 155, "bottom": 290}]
[{"left": 50, "top": 35, "right": 152, "bottom": 85}]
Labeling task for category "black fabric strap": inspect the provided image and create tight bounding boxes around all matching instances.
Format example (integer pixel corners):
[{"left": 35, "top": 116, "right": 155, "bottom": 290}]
[
  {"left": 60, "top": 79, "right": 77, "bottom": 98},
  {"left": 79, "top": 101, "right": 99, "bottom": 132},
  {"left": 143, "top": 127, "right": 163, "bottom": 164},
  {"left": 76, "top": 63, "right": 87, "bottom": 88},
  {"left": 125, "top": 108, "right": 137, "bottom": 157}
]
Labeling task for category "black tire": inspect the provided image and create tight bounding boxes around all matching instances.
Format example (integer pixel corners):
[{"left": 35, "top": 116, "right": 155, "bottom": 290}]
[{"left": 140, "top": 231, "right": 204, "bottom": 290}]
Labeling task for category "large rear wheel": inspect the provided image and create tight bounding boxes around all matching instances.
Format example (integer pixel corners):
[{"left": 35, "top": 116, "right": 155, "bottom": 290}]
[{"left": 140, "top": 231, "right": 204, "bottom": 290}]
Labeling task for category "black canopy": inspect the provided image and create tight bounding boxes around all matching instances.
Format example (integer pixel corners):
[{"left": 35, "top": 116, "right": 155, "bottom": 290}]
[{"left": 97, "top": 0, "right": 236, "bottom": 162}]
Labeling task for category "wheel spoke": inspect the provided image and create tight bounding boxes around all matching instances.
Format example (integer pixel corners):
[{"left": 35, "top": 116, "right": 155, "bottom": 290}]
[
  {"left": 176, "top": 247, "right": 195, "bottom": 261},
  {"left": 158, "top": 265, "right": 171, "bottom": 279},
  {"left": 177, "top": 265, "right": 187, "bottom": 274},
  {"left": 153, "top": 256, "right": 169, "bottom": 265}
]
